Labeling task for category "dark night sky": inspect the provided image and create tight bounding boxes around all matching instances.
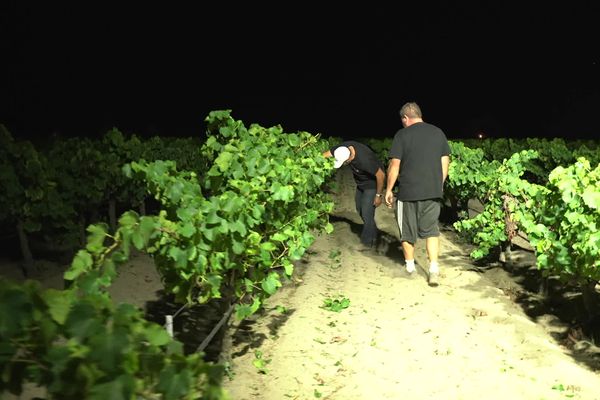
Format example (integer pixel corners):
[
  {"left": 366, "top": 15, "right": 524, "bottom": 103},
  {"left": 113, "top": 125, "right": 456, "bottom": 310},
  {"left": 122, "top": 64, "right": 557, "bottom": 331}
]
[{"left": 2, "top": 2, "right": 600, "bottom": 142}]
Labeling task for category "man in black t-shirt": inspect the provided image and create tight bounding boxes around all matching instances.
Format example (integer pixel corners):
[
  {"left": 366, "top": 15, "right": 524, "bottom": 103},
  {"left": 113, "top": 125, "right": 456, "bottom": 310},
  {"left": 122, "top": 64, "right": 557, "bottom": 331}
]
[
  {"left": 384, "top": 102, "right": 450, "bottom": 286},
  {"left": 323, "top": 141, "right": 385, "bottom": 248}
]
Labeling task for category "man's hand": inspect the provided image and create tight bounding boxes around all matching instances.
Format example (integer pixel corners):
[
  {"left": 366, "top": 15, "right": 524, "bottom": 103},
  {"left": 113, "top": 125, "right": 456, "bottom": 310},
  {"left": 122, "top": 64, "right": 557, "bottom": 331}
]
[
  {"left": 373, "top": 195, "right": 383, "bottom": 207},
  {"left": 384, "top": 191, "right": 394, "bottom": 208}
]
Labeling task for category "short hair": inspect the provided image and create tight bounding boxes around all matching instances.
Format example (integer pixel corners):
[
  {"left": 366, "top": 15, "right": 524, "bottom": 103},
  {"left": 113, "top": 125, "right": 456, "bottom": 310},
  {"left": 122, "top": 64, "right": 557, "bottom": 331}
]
[{"left": 399, "top": 102, "right": 422, "bottom": 119}]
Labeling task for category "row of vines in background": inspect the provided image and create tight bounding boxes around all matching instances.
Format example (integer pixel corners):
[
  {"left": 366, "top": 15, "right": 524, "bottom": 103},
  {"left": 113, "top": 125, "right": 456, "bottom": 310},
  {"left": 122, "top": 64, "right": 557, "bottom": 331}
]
[
  {"left": 0, "top": 124, "right": 210, "bottom": 276},
  {"left": 0, "top": 111, "right": 338, "bottom": 399},
  {"left": 443, "top": 140, "right": 599, "bottom": 285},
  {"left": 363, "top": 136, "right": 599, "bottom": 185}
]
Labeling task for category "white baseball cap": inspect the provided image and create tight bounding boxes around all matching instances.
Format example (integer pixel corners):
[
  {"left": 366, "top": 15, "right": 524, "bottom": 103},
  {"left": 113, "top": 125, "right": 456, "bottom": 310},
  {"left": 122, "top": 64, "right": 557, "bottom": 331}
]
[{"left": 333, "top": 146, "right": 351, "bottom": 168}]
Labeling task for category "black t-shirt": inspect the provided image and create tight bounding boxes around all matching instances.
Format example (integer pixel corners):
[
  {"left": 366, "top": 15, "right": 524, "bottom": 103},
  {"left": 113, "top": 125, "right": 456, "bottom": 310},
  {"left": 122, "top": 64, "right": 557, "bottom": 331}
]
[
  {"left": 331, "top": 141, "right": 384, "bottom": 190},
  {"left": 388, "top": 122, "right": 451, "bottom": 201}
]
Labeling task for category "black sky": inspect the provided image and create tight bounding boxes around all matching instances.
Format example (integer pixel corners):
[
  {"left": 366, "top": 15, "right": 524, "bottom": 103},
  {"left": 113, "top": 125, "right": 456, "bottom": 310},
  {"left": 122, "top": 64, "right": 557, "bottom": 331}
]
[{"left": 2, "top": 2, "right": 600, "bottom": 142}]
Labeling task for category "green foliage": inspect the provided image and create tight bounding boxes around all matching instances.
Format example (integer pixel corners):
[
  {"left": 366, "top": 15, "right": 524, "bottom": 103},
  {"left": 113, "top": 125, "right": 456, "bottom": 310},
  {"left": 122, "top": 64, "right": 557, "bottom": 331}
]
[
  {"left": 449, "top": 138, "right": 599, "bottom": 286},
  {"left": 361, "top": 137, "right": 393, "bottom": 168},
  {"left": 452, "top": 149, "right": 542, "bottom": 259},
  {"left": 252, "top": 350, "right": 271, "bottom": 374},
  {"left": 454, "top": 137, "right": 599, "bottom": 185},
  {"left": 0, "top": 125, "right": 72, "bottom": 232},
  {"left": 519, "top": 158, "right": 600, "bottom": 283},
  {"left": 321, "top": 295, "right": 350, "bottom": 312},
  {"left": 446, "top": 141, "right": 500, "bottom": 209},
  {"left": 0, "top": 112, "right": 340, "bottom": 398},
  {"left": 0, "top": 278, "right": 227, "bottom": 399},
  {"left": 69, "top": 110, "right": 336, "bottom": 323},
  {"left": 127, "top": 110, "right": 334, "bottom": 319},
  {"left": 328, "top": 249, "right": 342, "bottom": 269}
]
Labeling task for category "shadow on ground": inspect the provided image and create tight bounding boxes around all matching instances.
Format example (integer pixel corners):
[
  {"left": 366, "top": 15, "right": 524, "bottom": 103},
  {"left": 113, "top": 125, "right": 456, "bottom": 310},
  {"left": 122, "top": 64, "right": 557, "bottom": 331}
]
[
  {"left": 328, "top": 215, "right": 405, "bottom": 264},
  {"left": 145, "top": 288, "right": 297, "bottom": 362},
  {"left": 145, "top": 293, "right": 234, "bottom": 361},
  {"left": 444, "top": 226, "right": 600, "bottom": 371}
]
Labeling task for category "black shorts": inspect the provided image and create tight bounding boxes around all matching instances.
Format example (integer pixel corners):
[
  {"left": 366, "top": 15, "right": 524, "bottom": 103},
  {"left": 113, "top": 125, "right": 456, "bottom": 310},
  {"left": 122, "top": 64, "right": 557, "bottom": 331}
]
[{"left": 395, "top": 199, "right": 441, "bottom": 244}]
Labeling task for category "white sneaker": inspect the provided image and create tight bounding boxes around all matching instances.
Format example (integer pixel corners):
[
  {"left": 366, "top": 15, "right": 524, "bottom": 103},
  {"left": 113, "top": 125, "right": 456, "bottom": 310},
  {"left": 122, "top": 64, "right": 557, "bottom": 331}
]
[{"left": 428, "top": 271, "right": 439, "bottom": 287}]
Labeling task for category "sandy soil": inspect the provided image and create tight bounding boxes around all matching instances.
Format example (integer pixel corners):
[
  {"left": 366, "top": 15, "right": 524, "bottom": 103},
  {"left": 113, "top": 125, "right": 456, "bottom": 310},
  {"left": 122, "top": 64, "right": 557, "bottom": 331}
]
[{"left": 3, "top": 167, "right": 600, "bottom": 400}]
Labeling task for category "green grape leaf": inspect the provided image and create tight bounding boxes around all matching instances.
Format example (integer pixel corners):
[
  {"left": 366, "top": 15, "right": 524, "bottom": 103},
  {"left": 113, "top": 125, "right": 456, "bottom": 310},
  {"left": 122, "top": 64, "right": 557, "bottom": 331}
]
[
  {"left": 145, "top": 324, "right": 172, "bottom": 346},
  {"left": 89, "top": 375, "right": 135, "bottom": 400},
  {"left": 261, "top": 272, "right": 282, "bottom": 295},
  {"left": 86, "top": 224, "right": 108, "bottom": 255},
  {"left": 235, "top": 298, "right": 261, "bottom": 320},
  {"left": 65, "top": 250, "right": 93, "bottom": 281},
  {"left": 42, "top": 288, "right": 75, "bottom": 325},
  {"left": 582, "top": 186, "right": 600, "bottom": 209},
  {"left": 178, "top": 222, "right": 196, "bottom": 238}
]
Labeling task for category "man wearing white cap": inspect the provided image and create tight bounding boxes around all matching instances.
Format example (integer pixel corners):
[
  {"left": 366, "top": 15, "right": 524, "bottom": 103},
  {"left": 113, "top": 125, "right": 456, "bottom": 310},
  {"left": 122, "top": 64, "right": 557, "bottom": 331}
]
[{"left": 323, "top": 141, "right": 386, "bottom": 249}]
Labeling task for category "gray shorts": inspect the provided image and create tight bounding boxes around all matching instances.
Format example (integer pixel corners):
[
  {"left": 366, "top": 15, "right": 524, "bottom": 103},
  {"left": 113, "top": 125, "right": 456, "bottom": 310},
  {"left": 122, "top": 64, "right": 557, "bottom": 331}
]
[{"left": 395, "top": 199, "right": 441, "bottom": 244}]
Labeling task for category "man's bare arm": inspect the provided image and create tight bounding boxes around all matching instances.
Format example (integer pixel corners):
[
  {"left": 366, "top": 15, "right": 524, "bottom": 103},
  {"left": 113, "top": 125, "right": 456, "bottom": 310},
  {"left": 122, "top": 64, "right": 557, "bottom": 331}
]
[
  {"left": 385, "top": 158, "right": 400, "bottom": 206},
  {"left": 441, "top": 155, "right": 449, "bottom": 183},
  {"left": 375, "top": 168, "right": 385, "bottom": 194}
]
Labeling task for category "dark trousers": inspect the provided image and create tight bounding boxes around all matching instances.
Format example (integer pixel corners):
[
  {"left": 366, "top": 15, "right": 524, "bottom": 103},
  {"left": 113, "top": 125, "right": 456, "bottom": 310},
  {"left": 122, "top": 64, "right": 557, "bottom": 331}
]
[{"left": 355, "top": 187, "right": 378, "bottom": 246}]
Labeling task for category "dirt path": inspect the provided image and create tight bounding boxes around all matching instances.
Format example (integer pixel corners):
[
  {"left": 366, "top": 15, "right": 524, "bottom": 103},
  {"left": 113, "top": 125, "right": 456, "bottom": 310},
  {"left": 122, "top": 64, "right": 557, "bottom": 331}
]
[{"left": 219, "top": 168, "right": 600, "bottom": 400}]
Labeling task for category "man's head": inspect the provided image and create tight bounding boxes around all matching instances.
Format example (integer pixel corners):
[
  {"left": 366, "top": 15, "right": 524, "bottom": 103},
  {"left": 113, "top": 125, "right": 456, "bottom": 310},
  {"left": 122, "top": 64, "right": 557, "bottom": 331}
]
[
  {"left": 333, "top": 146, "right": 351, "bottom": 168},
  {"left": 399, "top": 102, "right": 423, "bottom": 127}
]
